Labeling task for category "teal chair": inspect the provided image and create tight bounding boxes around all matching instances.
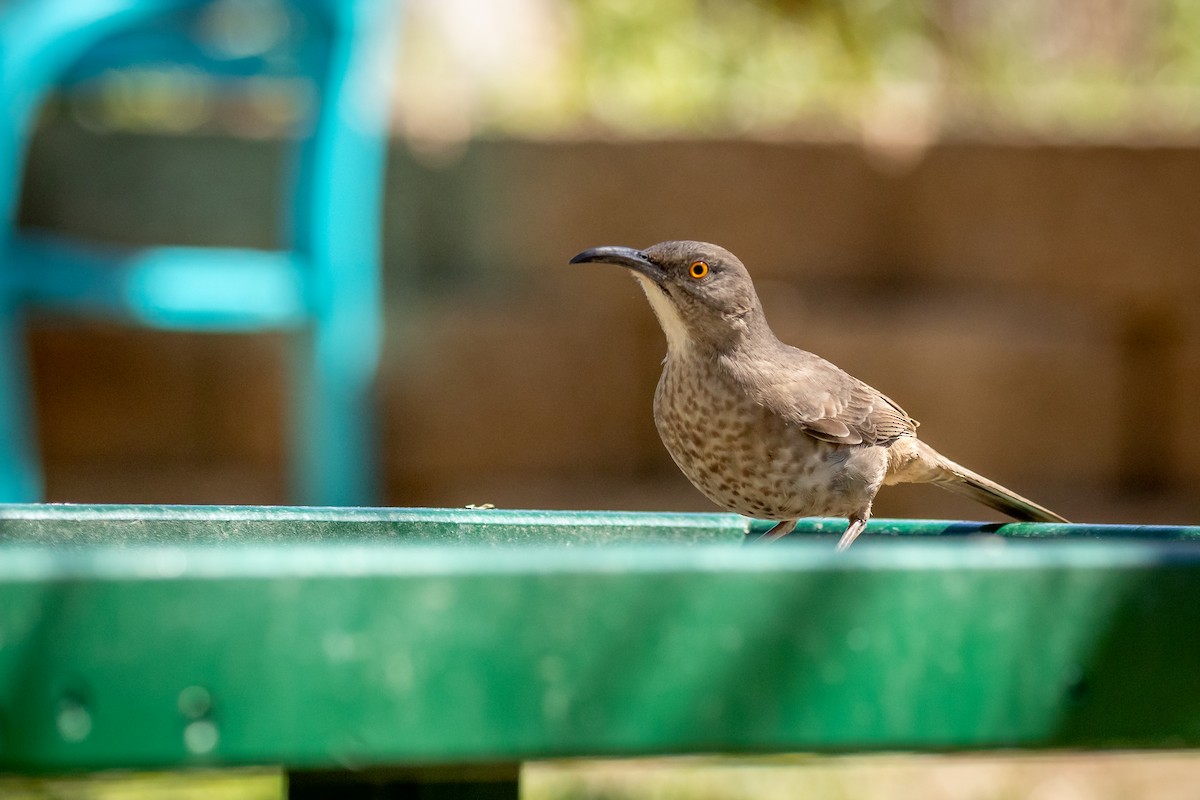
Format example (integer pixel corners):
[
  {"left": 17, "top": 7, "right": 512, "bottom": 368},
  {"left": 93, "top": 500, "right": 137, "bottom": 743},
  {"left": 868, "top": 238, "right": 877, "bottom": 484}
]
[{"left": 0, "top": 0, "right": 401, "bottom": 504}]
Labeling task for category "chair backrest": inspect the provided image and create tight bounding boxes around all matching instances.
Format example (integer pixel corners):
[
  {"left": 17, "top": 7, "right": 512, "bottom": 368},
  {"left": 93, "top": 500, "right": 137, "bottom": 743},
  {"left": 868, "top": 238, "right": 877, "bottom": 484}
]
[
  {"left": 1, "top": 0, "right": 379, "bottom": 230},
  {"left": 61, "top": 0, "right": 333, "bottom": 85},
  {"left": 3, "top": 0, "right": 399, "bottom": 257}
]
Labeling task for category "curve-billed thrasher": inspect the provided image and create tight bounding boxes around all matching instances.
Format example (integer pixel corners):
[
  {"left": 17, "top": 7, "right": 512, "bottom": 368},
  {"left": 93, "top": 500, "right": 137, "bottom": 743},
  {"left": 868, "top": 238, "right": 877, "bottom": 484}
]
[{"left": 570, "top": 240, "right": 1068, "bottom": 549}]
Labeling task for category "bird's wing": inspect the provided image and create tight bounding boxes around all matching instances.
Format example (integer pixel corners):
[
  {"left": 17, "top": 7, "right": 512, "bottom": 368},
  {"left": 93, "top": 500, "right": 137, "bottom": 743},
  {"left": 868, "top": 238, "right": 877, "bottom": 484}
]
[{"left": 732, "top": 346, "right": 918, "bottom": 447}]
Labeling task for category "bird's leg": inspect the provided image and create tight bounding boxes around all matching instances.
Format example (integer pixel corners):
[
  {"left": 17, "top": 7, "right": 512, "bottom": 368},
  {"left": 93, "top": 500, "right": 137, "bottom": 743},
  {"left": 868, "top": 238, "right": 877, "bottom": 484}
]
[
  {"left": 835, "top": 515, "right": 868, "bottom": 551},
  {"left": 753, "top": 519, "right": 798, "bottom": 543}
]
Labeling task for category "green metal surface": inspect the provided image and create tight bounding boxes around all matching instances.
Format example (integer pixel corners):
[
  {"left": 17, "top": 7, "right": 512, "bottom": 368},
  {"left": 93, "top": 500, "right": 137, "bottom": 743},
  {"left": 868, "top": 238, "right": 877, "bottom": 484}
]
[
  {"left": 1, "top": 505, "right": 1200, "bottom": 774},
  {"left": 0, "top": 504, "right": 752, "bottom": 545}
]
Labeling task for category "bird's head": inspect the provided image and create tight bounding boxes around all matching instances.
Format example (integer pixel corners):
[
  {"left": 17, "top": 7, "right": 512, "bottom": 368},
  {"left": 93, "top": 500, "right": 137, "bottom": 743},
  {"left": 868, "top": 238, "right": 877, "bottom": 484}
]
[{"left": 569, "top": 240, "right": 767, "bottom": 351}]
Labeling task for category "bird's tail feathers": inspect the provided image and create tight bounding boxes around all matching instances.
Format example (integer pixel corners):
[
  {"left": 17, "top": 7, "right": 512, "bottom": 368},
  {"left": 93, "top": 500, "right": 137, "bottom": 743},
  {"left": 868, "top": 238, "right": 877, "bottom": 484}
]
[{"left": 919, "top": 441, "right": 1068, "bottom": 524}]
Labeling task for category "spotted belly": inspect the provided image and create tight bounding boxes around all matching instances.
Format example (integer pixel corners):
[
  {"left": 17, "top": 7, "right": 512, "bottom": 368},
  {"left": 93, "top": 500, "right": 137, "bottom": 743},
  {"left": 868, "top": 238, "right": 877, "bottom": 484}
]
[{"left": 653, "top": 372, "right": 870, "bottom": 520}]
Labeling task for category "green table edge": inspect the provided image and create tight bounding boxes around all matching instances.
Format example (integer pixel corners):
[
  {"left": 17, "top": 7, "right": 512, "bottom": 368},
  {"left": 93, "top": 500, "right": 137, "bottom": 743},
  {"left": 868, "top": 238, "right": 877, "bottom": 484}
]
[{"left": 1, "top": 504, "right": 1199, "bottom": 774}]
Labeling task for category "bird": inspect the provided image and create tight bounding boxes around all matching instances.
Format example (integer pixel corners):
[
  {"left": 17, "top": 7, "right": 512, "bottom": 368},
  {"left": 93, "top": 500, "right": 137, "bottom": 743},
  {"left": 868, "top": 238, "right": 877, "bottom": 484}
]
[{"left": 569, "top": 240, "right": 1068, "bottom": 549}]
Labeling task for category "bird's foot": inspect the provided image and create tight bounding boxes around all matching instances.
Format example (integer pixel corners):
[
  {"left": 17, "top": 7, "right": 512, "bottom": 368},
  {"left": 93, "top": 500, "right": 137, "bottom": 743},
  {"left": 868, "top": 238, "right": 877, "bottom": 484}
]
[
  {"left": 750, "top": 519, "right": 798, "bottom": 543},
  {"left": 835, "top": 517, "right": 868, "bottom": 551}
]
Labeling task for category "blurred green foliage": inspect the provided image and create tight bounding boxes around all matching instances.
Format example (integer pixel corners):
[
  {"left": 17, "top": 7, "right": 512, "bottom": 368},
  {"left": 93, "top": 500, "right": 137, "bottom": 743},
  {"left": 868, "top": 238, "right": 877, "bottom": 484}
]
[
  {"left": 397, "top": 0, "right": 1200, "bottom": 141},
  {"left": 561, "top": 0, "right": 928, "bottom": 132},
  {"left": 558, "top": 0, "right": 1200, "bottom": 135},
  {"left": 51, "top": 0, "right": 1200, "bottom": 139}
]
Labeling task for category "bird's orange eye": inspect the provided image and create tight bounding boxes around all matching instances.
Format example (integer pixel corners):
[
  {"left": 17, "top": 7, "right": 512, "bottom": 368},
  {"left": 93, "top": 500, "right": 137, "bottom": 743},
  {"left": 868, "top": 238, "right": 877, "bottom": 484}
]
[{"left": 689, "top": 260, "right": 709, "bottom": 279}]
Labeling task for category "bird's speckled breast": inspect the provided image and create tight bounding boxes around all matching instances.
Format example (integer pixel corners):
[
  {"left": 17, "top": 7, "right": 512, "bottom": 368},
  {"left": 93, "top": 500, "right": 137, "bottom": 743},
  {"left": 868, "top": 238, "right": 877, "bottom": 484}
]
[{"left": 653, "top": 351, "right": 877, "bottom": 520}]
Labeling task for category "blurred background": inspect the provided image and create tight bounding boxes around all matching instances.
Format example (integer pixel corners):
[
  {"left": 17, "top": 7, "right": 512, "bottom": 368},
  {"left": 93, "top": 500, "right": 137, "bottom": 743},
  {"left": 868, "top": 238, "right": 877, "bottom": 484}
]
[
  {"left": 8, "top": 3, "right": 1200, "bottom": 798},
  {"left": 16, "top": 0, "right": 1200, "bottom": 520}
]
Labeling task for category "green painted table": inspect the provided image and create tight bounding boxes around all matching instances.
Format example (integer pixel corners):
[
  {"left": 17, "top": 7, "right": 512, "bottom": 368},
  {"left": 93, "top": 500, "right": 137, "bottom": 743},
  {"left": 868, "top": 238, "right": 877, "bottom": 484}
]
[{"left": 1, "top": 504, "right": 1199, "bottom": 797}]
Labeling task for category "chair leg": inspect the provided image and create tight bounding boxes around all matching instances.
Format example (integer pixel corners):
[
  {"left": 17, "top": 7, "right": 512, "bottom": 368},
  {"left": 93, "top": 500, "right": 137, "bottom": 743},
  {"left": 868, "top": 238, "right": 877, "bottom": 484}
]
[
  {"left": 0, "top": 303, "right": 41, "bottom": 501},
  {"left": 289, "top": 314, "right": 380, "bottom": 507},
  {"left": 283, "top": 0, "right": 398, "bottom": 507}
]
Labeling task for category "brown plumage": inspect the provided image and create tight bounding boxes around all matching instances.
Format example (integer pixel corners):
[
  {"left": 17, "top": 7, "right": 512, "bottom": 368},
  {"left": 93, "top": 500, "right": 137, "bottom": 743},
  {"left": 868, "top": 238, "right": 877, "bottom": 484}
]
[{"left": 570, "top": 240, "right": 1068, "bottom": 549}]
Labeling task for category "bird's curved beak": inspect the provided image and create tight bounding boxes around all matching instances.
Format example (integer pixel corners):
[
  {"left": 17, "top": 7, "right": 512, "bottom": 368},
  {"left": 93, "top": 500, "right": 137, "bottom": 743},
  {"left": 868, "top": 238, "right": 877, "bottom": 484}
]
[{"left": 569, "top": 246, "right": 666, "bottom": 285}]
